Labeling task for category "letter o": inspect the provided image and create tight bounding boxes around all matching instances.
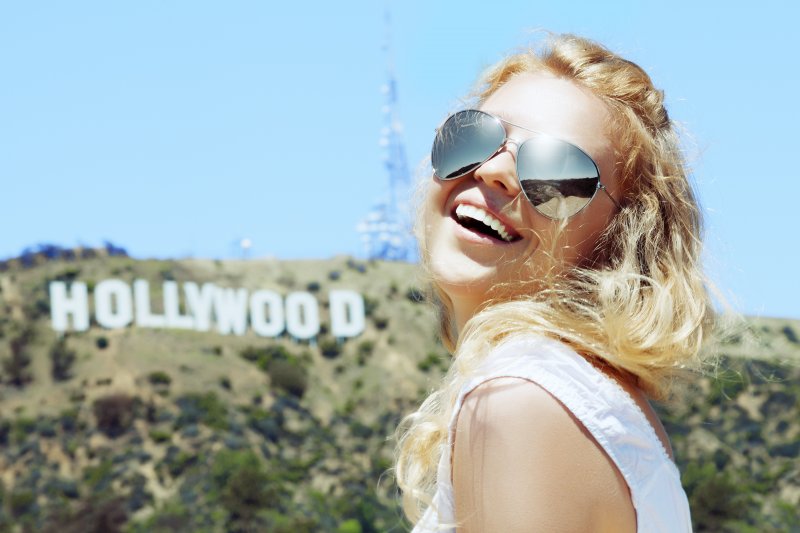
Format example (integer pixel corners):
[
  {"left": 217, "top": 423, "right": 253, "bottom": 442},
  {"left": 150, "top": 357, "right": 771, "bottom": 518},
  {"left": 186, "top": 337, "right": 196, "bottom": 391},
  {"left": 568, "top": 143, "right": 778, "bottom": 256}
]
[
  {"left": 250, "top": 290, "right": 284, "bottom": 337},
  {"left": 95, "top": 279, "right": 133, "bottom": 329},
  {"left": 284, "top": 292, "right": 320, "bottom": 340}
]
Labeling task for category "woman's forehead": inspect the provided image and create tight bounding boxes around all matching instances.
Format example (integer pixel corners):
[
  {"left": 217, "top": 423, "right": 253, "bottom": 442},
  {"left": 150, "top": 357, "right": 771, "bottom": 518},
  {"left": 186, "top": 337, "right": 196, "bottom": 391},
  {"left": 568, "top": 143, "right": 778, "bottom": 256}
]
[{"left": 479, "top": 72, "right": 613, "bottom": 155}]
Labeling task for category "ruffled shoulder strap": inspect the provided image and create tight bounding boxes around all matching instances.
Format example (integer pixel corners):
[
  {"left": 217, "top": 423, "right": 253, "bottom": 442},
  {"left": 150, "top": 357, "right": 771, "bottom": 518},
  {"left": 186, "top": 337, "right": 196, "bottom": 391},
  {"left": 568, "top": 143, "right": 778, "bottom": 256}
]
[{"left": 446, "top": 335, "right": 692, "bottom": 532}]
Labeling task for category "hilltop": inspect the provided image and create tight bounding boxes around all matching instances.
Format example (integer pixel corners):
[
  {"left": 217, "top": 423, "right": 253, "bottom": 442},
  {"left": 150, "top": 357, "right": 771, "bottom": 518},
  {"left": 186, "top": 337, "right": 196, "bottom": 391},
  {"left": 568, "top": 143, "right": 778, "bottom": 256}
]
[{"left": 0, "top": 255, "right": 798, "bottom": 532}]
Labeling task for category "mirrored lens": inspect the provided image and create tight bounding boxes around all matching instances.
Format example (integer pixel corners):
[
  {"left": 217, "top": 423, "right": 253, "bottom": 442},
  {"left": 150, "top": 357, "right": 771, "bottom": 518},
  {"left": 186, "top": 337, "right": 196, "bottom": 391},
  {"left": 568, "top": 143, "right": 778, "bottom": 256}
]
[
  {"left": 432, "top": 110, "right": 506, "bottom": 180},
  {"left": 517, "top": 136, "right": 600, "bottom": 219}
]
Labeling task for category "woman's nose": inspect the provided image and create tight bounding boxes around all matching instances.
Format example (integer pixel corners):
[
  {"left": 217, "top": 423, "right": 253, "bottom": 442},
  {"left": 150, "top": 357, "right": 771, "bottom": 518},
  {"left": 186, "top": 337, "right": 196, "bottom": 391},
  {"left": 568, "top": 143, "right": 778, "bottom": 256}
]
[{"left": 473, "top": 139, "right": 522, "bottom": 196}]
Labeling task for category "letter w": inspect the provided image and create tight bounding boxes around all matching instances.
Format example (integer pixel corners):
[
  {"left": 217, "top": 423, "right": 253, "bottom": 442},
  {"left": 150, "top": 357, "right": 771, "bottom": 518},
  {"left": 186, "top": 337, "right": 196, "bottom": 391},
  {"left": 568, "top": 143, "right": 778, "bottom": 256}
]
[{"left": 213, "top": 287, "right": 249, "bottom": 335}]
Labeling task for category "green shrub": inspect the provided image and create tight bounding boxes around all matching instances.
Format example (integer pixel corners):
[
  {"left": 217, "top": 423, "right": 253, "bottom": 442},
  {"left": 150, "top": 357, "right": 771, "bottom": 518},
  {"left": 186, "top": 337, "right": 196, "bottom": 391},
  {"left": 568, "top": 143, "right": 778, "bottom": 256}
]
[
  {"left": 219, "top": 376, "right": 232, "bottom": 390},
  {"left": 128, "top": 500, "right": 191, "bottom": 532},
  {"left": 683, "top": 461, "right": 755, "bottom": 530},
  {"left": 405, "top": 287, "right": 425, "bottom": 303},
  {"left": 782, "top": 325, "right": 799, "bottom": 344},
  {"left": 164, "top": 449, "right": 196, "bottom": 477},
  {"left": 373, "top": 316, "right": 389, "bottom": 330},
  {"left": 337, "top": 518, "right": 363, "bottom": 533},
  {"left": 93, "top": 393, "right": 136, "bottom": 438},
  {"left": 306, "top": 281, "right": 322, "bottom": 292},
  {"left": 70, "top": 391, "right": 86, "bottom": 402},
  {"left": 149, "top": 429, "right": 172, "bottom": 443},
  {"left": 268, "top": 360, "right": 308, "bottom": 398},
  {"left": 96, "top": 336, "right": 109, "bottom": 349},
  {"left": 240, "top": 344, "right": 293, "bottom": 367},
  {"left": 417, "top": 352, "right": 447, "bottom": 373},
  {"left": 12, "top": 416, "right": 36, "bottom": 444},
  {"left": 41, "top": 495, "right": 127, "bottom": 533},
  {"left": 362, "top": 296, "right": 379, "bottom": 316},
  {"left": 356, "top": 341, "right": 374, "bottom": 366},
  {"left": 211, "top": 450, "right": 282, "bottom": 526},
  {"left": 148, "top": 371, "right": 172, "bottom": 386},
  {"left": 50, "top": 337, "right": 77, "bottom": 381},
  {"left": 320, "top": 337, "right": 342, "bottom": 358},
  {"left": 83, "top": 459, "right": 114, "bottom": 492},
  {"left": 175, "top": 392, "right": 228, "bottom": 430},
  {"left": 239, "top": 345, "right": 309, "bottom": 398},
  {"left": 55, "top": 267, "right": 81, "bottom": 282},
  {"left": 3, "top": 327, "right": 34, "bottom": 387},
  {"left": 0, "top": 419, "right": 10, "bottom": 445},
  {"left": 9, "top": 489, "right": 35, "bottom": 519}
]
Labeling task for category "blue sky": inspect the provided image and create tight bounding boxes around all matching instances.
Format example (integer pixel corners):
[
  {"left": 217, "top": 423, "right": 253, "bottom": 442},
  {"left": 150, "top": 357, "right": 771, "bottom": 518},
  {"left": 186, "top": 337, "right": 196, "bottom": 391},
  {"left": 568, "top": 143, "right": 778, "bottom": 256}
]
[{"left": 1, "top": 1, "right": 798, "bottom": 319}]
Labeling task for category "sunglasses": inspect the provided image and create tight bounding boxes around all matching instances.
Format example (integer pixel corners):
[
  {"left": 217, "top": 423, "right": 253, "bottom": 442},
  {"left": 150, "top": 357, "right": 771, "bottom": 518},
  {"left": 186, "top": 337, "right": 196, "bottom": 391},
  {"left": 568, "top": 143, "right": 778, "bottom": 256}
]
[{"left": 431, "top": 109, "right": 621, "bottom": 219}]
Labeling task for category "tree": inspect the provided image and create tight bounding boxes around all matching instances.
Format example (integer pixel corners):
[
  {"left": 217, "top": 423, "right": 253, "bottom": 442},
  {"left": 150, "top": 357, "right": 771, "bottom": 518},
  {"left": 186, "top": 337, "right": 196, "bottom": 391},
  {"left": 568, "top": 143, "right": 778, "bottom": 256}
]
[
  {"left": 50, "top": 336, "right": 77, "bottom": 381},
  {"left": 3, "top": 326, "right": 35, "bottom": 387}
]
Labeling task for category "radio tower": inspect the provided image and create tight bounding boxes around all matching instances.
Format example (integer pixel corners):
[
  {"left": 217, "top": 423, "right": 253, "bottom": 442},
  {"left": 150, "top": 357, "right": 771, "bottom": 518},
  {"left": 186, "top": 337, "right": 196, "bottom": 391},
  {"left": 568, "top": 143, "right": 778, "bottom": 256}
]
[{"left": 357, "top": 8, "right": 415, "bottom": 261}]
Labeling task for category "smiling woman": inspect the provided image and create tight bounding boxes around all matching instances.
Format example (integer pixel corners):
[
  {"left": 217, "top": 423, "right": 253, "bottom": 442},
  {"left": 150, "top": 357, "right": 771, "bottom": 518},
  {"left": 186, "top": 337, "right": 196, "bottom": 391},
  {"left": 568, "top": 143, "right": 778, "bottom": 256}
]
[{"left": 394, "top": 33, "right": 713, "bottom": 532}]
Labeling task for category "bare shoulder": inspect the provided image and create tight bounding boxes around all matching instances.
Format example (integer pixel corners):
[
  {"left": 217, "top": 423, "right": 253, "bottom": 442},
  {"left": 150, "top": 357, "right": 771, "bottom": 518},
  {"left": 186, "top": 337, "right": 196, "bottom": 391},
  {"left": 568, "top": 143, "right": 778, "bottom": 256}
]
[{"left": 452, "top": 377, "right": 636, "bottom": 533}]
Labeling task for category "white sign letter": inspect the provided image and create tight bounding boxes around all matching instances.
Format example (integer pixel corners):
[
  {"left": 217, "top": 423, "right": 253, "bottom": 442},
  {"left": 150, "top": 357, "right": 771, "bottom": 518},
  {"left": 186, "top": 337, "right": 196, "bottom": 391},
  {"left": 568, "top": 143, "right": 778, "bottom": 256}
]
[
  {"left": 49, "top": 281, "right": 89, "bottom": 332},
  {"left": 134, "top": 279, "right": 166, "bottom": 328},
  {"left": 213, "top": 286, "right": 249, "bottom": 335},
  {"left": 94, "top": 279, "right": 133, "bottom": 329},
  {"left": 250, "top": 290, "right": 284, "bottom": 337},
  {"left": 184, "top": 282, "right": 216, "bottom": 332},
  {"left": 329, "top": 290, "right": 365, "bottom": 338},
  {"left": 285, "top": 291, "right": 320, "bottom": 340},
  {"left": 163, "top": 281, "right": 194, "bottom": 329}
]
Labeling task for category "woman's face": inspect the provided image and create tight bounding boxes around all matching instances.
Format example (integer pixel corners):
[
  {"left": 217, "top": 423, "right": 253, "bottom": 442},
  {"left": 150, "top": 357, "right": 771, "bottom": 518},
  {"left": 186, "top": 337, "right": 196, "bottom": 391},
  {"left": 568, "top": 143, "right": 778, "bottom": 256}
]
[{"left": 423, "top": 72, "right": 621, "bottom": 329}]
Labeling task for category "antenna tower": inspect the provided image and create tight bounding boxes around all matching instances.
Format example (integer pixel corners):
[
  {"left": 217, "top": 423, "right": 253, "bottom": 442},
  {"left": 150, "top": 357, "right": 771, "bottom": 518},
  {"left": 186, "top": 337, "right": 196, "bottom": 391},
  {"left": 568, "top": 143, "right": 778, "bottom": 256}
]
[{"left": 356, "top": 8, "right": 415, "bottom": 261}]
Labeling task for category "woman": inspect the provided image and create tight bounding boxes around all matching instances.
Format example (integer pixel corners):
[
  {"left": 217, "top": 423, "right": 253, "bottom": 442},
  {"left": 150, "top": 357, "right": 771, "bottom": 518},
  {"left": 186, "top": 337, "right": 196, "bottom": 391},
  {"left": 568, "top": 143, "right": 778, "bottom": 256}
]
[{"left": 395, "top": 33, "right": 712, "bottom": 532}]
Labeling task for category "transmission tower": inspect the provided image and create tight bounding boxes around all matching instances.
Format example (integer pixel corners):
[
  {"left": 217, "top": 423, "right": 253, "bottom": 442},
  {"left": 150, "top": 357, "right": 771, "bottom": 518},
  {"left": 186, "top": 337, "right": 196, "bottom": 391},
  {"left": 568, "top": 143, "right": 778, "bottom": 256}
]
[{"left": 356, "top": 8, "right": 415, "bottom": 262}]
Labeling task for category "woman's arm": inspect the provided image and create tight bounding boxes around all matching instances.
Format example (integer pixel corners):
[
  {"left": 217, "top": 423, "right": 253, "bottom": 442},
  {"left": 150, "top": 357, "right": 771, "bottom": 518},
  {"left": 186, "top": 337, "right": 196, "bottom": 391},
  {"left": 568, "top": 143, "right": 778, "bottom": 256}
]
[{"left": 452, "top": 377, "right": 637, "bottom": 533}]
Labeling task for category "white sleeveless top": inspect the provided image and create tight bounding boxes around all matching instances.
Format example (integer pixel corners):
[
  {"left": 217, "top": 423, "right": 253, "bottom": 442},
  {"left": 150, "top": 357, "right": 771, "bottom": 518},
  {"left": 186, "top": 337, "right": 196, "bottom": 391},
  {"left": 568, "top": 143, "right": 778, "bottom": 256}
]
[{"left": 412, "top": 335, "right": 693, "bottom": 533}]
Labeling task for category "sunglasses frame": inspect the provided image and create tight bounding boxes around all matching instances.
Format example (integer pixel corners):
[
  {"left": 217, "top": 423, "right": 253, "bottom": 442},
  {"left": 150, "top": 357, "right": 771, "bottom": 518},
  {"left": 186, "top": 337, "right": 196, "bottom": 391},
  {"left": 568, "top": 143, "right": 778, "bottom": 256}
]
[{"left": 432, "top": 109, "right": 622, "bottom": 219}]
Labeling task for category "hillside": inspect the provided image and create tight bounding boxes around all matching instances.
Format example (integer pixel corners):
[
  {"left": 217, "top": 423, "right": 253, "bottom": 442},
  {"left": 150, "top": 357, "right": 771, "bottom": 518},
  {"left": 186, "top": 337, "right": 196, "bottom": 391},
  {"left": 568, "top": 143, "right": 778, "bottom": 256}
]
[{"left": 0, "top": 255, "right": 798, "bottom": 532}]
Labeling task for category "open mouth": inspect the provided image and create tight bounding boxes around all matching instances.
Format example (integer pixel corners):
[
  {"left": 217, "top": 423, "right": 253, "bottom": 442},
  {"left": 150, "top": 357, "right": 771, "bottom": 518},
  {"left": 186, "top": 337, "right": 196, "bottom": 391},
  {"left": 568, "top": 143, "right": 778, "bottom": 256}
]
[{"left": 452, "top": 204, "right": 521, "bottom": 243}]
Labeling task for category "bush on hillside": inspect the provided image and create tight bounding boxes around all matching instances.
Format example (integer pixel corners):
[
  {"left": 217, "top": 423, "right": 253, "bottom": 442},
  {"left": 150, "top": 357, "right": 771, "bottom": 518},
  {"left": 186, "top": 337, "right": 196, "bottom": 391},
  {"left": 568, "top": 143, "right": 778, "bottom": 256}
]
[
  {"left": 93, "top": 393, "right": 136, "bottom": 438},
  {"left": 268, "top": 360, "right": 308, "bottom": 398},
  {"left": 239, "top": 344, "right": 309, "bottom": 398},
  {"left": 3, "top": 326, "right": 35, "bottom": 387},
  {"left": 683, "top": 460, "right": 756, "bottom": 530},
  {"left": 306, "top": 281, "right": 321, "bottom": 292},
  {"left": 9, "top": 489, "right": 35, "bottom": 520},
  {"left": 41, "top": 495, "right": 127, "bottom": 533},
  {"left": 174, "top": 392, "right": 228, "bottom": 430},
  {"left": 211, "top": 449, "right": 283, "bottom": 528},
  {"left": 147, "top": 371, "right": 172, "bottom": 386},
  {"left": 356, "top": 340, "right": 374, "bottom": 366},
  {"left": 50, "top": 337, "right": 77, "bottom": 381},
  {"left": 405, "top": 287, "right": 425, "bottom": 303},
  {"left": 319, "top": 337, "right": 342, "bottom": 359}
]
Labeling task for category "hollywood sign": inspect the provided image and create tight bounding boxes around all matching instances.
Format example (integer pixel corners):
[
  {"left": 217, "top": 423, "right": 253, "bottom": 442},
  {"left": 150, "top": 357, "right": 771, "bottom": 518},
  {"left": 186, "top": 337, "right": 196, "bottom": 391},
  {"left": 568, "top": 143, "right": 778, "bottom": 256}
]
[{"left": 49, "top": 279, "right": 365, "bottom": 339}]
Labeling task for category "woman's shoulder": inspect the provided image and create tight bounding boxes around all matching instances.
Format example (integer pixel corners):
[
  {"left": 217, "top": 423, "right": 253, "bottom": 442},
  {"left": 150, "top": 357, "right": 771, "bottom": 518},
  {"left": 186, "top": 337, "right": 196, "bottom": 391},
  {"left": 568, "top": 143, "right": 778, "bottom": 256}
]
[
  {"left": 452, "top": 375, "right": 637, "bottom": 531},
  {"left": 449, "top": 334, "right": 687, "bottom": 531},
  {"left": 466, "top": 335, "right": 673, "bottom": 455}
]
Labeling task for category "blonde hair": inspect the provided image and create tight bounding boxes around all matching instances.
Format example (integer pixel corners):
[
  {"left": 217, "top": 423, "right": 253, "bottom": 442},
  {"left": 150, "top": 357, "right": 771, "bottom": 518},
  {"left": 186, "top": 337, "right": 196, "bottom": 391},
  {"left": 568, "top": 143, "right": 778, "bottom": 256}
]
[{"left": 394, "top": 33, "right": 716, "bottom": 525}]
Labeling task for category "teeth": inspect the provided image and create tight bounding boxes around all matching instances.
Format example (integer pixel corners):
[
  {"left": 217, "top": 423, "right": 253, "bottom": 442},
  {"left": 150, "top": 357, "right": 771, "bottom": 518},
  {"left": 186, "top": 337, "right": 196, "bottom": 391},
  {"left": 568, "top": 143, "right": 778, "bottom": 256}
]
[{"left": 455, "top": 204, "right": 515, "bottom": 242}]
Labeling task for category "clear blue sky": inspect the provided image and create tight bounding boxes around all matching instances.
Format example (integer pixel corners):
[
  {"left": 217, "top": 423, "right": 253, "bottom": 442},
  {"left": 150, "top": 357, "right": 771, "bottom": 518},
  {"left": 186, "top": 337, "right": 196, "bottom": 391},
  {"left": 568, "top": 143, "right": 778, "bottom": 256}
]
[{"left": 1, "top": 1, "right": 798, "bottom": 319}]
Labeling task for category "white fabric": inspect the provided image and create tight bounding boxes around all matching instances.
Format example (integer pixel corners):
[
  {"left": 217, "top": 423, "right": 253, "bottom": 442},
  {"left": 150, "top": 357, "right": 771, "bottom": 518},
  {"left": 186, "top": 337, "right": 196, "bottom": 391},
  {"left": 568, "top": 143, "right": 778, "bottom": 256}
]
[{"left": 412, "top": 335, "right": 693, "bottom": 533}]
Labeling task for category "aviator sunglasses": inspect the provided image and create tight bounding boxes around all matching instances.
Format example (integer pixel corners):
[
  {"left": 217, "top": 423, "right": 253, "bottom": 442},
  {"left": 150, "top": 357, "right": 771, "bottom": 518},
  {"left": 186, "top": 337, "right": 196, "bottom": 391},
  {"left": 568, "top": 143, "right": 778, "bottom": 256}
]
[{"left": 431, "top": 109, "right": 621, "bottom": 219}]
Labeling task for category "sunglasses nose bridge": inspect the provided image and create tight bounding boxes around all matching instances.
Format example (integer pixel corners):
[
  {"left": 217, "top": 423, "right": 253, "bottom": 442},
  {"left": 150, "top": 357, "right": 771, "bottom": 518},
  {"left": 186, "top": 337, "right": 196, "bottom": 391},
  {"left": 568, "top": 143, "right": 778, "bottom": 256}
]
[{"left": 474, "top": 138, "right": 523, "bottom": 196}]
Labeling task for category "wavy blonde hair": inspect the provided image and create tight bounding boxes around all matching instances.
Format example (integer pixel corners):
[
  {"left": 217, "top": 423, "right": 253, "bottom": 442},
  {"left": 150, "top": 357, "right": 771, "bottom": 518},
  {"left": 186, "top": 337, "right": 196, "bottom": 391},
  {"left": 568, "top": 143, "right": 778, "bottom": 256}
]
[{"left": 393, "top": 33, "right": 716, "bottom": 525}]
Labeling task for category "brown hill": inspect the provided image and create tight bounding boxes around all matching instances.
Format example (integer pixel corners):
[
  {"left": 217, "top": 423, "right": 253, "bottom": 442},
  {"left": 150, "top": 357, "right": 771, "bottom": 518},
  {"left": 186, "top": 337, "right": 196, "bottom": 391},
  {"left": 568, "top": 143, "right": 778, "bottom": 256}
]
[{"left": 0, "top": 255, "right": 798, "bottom": 532}]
